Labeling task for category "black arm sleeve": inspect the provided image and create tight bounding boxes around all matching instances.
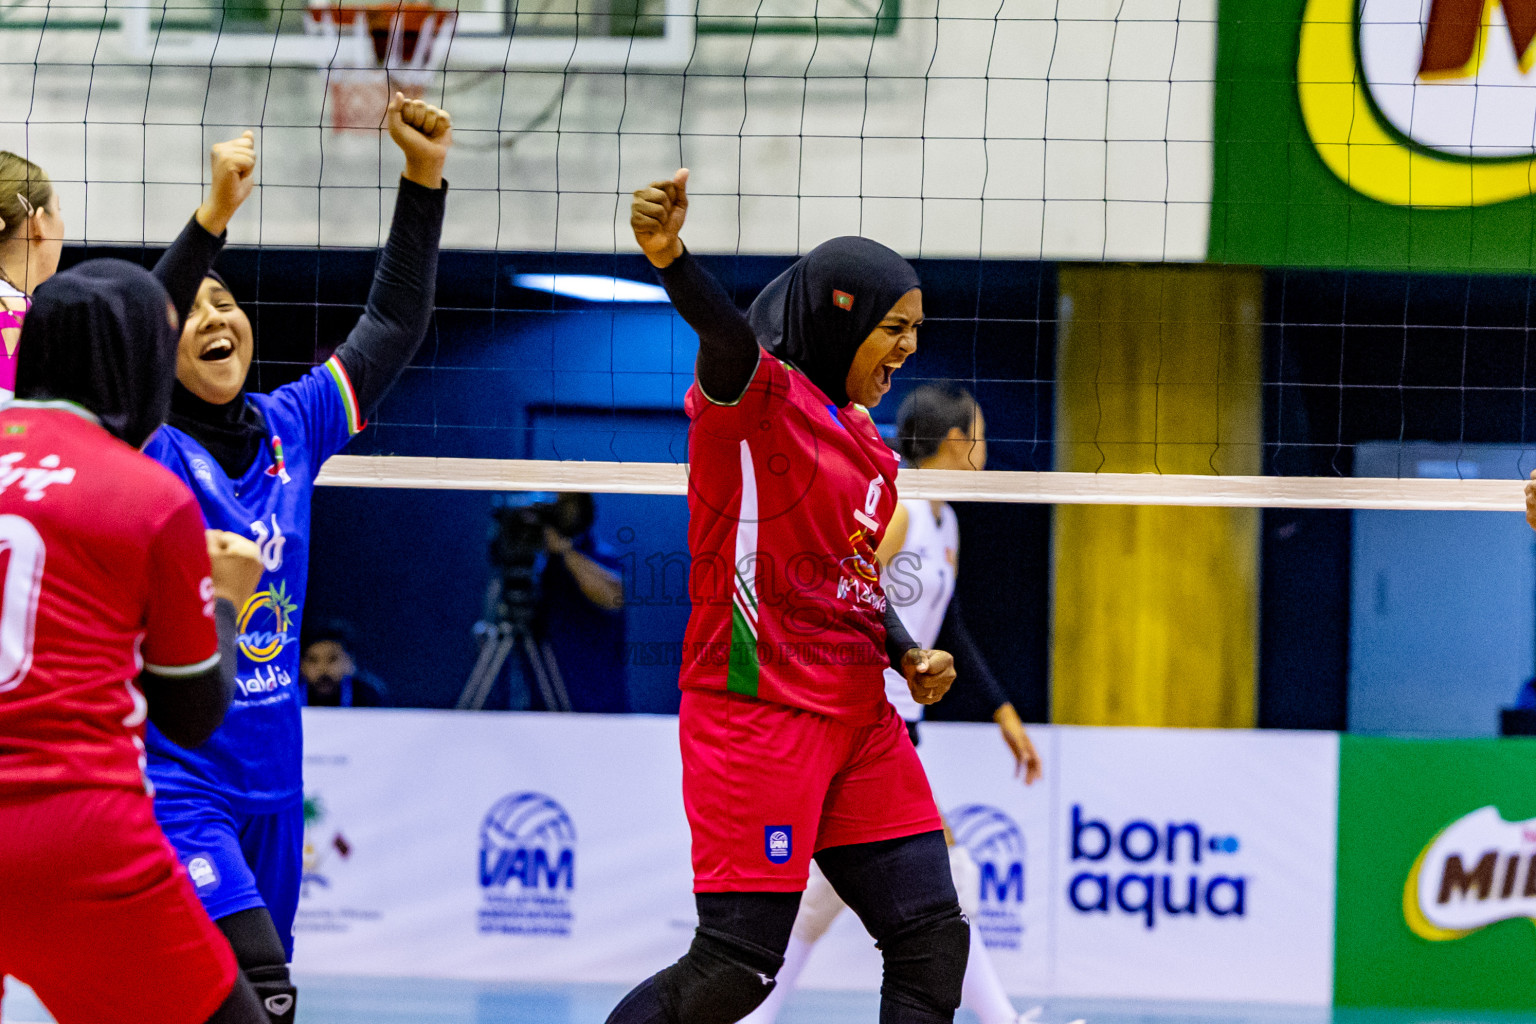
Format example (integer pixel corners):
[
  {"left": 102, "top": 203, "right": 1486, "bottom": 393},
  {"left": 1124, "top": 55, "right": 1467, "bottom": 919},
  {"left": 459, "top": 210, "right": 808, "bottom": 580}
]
[
  {"left": 333, "top": 177, "right": 448, "bottom": 417},
  {"left": 152, "top": 216, "right": 227, "bottom": 328},
  {"left": 654, "top": 247, "right": 761, "bottom": 404},
  {"left": 934, "top": 595, "right": 1010, "bottom": 719},
  {"left": 141, "top": 598, "right": 237, "bottom": 749},
  {"left": 153, "top": 216, "right": 227, "bottom": 328},
  {"left": 884, "top": 603, "right": 919, "bottom": 674}
]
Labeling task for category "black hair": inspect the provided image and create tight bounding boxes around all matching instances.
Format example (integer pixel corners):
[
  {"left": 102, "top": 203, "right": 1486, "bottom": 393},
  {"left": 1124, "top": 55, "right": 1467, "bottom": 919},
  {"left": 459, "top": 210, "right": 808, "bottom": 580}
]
[
  {"left": 301, "top": 618, "right": 356, "bottom": 655},
  {"left": 896, "top": 384, "right": 977, "bottom": 464},
  {"left": 554, "top": 492, "right": 596, "bottom": 538}
]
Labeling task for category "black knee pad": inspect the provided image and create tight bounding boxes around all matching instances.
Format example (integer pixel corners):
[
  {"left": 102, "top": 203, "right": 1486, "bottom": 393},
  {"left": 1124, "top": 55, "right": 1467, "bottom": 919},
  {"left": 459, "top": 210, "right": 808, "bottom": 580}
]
[
  {"left": 654, "top": 926, "right": 782, "bottom": 1024},
  {"left": 877, "top": 907, "right": 970, "bottom": 1019},
  {"left": 245, "top": 964, "right": 296, "bottom": 1024}
]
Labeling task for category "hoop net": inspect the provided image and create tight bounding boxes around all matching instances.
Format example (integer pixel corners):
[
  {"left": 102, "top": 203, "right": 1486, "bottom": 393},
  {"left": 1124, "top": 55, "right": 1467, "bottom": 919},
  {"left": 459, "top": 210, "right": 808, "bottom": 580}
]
[{"left": 304, "top": 3, "right": 456, "bottom": 133}]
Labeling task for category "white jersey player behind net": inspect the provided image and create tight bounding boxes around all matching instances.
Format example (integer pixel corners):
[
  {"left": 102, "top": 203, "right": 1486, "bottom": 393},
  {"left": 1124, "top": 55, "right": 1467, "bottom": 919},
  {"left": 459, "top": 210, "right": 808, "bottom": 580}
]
[{"left": 742, "top": 385, "right": 1074, "bottom": 1024}]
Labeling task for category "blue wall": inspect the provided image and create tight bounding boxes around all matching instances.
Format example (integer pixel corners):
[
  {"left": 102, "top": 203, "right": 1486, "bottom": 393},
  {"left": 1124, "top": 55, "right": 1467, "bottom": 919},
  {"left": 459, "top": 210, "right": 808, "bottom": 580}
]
[{"left": 298, "top": 251, "right": 1057, "bottom": 713}]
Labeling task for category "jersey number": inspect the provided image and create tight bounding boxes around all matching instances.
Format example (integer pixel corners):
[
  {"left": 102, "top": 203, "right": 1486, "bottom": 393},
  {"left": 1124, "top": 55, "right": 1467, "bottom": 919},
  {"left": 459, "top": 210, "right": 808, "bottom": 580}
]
[{"left": 0, "top": 515, "right": 44, "bottom": 693}]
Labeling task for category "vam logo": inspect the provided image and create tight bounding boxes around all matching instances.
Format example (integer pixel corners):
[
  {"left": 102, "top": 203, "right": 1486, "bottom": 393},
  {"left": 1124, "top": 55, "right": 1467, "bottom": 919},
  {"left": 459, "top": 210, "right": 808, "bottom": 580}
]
[
  {"left": 1300, "top": 0, "right": 1536, "bottom": 206},
  {"left": 949, "top": 804, "right": 1027, "bottom": 950},
  {"left": 478, "top": 792, "right": 576, "bottom": 937},
  {"left": 1405, "top": 805, "right": 1536, "bottom": 940}
]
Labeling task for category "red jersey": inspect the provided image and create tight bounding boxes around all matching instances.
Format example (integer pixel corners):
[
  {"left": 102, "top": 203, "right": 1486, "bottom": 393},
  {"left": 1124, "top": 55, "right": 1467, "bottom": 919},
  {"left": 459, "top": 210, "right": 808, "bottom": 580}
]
[
  {"left": 0, "top": 403, "right": 218, "bottom": 795},
  {"left": 683, "top": 353, "right": 899, "bottom": 723}
]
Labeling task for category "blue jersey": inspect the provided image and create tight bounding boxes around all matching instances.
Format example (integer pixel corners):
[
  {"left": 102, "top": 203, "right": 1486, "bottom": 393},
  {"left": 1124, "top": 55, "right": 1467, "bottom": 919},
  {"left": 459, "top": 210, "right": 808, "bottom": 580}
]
[{"left": 143, "top": 358, "right": 364, "bottom": 810}]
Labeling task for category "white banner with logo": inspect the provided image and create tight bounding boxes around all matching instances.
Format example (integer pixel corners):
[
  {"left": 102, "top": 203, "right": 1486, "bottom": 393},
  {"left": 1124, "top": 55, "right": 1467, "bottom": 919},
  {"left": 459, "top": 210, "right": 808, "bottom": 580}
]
[
  {"left": 294, "top": 711, "right": 1338, "bottom": 1003},
  {"left": 294, "top": 709, "right": 696, "bottom": 981}
]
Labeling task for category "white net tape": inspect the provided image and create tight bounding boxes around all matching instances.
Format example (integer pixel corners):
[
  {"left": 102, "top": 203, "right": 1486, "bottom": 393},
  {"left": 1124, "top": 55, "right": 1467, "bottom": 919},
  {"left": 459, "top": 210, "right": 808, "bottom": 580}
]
[{"left": 313, "top": 457, "right": 1527, "bottom": 512}]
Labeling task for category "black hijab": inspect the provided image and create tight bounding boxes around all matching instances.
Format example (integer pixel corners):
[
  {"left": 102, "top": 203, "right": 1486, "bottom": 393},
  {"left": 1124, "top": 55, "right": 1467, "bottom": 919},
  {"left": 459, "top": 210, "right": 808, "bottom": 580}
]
[
  {"left": 747, "top": 236, "right": 920, "bottom": 407},
  {"left": 166, "top": 270, "right": 267, "bottom": 478},
  {"left": 15, "top": 259, "right": 179, "bottom": 449}
]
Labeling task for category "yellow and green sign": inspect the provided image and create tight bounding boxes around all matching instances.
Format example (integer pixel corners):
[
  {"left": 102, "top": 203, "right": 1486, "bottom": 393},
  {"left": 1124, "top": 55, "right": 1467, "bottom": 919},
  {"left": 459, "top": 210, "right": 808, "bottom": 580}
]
[
  {"left": 1211, "top": 0, "right": 1536, "bottom": 271},
  {"left": 1334, "top": 736, "right": 1536, "bottom": 1010}
]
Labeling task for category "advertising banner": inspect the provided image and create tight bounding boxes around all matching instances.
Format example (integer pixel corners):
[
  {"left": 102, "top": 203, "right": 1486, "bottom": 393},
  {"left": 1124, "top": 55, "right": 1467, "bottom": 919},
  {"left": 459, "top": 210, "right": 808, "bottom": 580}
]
[
  {"left": 1209, "top": 0, "right": 1536, "bottom": 272},
  {"left": 294, "top": 709, "right": 696, "bottom": 982},
  {"left": 1334, "top": 736, "right": 1536, "bottom": 1010},
  {"left": 1044, "top": 727, "right": 1338, "bottom": 1004},
  {"left": 294, "top": 711, "right": 1341, "bottom": 1004}
]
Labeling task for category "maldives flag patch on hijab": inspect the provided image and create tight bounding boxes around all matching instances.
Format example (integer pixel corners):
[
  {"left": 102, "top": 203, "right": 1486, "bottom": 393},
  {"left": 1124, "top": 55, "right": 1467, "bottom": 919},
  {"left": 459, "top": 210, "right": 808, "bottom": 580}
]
[{"left": 832, "top": 289, "right": 854, "bottom": 310}]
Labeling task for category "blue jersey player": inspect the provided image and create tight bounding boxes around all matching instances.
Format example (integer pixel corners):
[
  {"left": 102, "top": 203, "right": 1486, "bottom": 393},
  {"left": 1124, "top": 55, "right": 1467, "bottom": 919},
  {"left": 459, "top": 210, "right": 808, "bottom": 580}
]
[{"left": 143, "top": 94, "right": 452, "bottom": 1024}]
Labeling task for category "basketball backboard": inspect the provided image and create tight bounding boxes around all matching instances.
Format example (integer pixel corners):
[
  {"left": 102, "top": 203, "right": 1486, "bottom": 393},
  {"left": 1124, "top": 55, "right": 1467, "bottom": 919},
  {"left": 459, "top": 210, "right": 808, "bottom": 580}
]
[{"left": 116, "top": 0, "right": 696, "bottom": 71}]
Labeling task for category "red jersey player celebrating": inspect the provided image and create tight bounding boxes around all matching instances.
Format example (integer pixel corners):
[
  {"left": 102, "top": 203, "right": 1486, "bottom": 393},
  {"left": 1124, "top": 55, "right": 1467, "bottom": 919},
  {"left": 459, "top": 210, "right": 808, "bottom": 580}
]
[
  {"left": 0, "top": 260, "right": 269, "bottom": 1024},
  {"left": 607, "top": 170, "right": 966, "bottom": 1024}
]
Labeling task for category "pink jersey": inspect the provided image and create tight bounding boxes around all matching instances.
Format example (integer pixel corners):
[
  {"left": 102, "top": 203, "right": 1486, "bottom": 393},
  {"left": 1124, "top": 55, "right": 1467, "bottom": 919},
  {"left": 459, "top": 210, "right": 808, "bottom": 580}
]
[
  {"left": 682, "top": 352, "right": 900, "bottom": 724},
  {"left": 0, "top": 280, "right": 28, "bottom": 401},
  {"left": 0, "top": 404, "right": 219, "bottom": 795}
]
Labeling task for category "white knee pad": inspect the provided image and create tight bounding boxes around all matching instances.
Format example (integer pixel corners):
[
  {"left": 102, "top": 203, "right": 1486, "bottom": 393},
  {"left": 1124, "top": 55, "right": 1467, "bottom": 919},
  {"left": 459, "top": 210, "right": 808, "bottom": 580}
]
[
  {"left": 791, "top": 861, "right": 847, "bottom": 943},
  {"left": 949, "top": 843, "right": 980, "bottom": 920}
]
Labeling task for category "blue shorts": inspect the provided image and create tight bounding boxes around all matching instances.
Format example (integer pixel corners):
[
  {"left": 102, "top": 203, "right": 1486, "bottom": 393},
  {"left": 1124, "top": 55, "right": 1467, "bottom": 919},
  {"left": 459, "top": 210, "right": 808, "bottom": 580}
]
[{"left": 153, "top": 783, "right": 304, "bottom": 961}]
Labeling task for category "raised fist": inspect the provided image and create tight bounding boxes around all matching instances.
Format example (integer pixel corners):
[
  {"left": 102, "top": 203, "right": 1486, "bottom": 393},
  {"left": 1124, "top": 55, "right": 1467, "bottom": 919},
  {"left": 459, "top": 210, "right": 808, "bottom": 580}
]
[
  {"left": 388, "top": 93, "right": 453, "bottom": 189},
  {"left": 631, "top": 168, "right": 689, "bottom": 269},
  {"left": 195, "top": 131, "right": 257, "bottom": 236}
]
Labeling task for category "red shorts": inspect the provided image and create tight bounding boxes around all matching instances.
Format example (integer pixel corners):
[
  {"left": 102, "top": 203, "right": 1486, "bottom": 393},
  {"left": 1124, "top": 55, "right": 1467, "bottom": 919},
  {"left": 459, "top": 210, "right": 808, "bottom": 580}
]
[
  {"left": 0, "top": 787, "right": 237, "bottom": 1024},
  {"left": 681, "top": 689, "right": 942, "bottom": 892}
]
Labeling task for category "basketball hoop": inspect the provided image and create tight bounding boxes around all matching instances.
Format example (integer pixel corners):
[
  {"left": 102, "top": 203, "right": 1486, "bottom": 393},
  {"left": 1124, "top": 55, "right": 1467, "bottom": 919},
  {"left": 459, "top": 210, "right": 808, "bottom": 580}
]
[{"left": 304, "top": 3, "right": 455, "bottom": 133}]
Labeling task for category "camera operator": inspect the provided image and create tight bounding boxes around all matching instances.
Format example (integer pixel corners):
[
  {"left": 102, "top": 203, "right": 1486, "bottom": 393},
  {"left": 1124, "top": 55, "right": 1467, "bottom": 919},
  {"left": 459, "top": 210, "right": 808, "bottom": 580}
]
[
  {"left": 543, "top": 493, "right": 624, "bottom": 616},
  {"left": 477, "top": 492, "right": 627, "bottom": 713}
]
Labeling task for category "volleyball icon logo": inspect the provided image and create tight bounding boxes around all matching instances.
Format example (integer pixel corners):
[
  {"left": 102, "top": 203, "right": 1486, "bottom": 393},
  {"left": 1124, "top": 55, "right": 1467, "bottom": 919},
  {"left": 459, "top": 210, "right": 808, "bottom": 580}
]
[
  {"left": 949, "top": 804, "right": 1027, "bottom": 951},
  {"left": 478, "top": 792, "right": 577, "bottom": 937}
]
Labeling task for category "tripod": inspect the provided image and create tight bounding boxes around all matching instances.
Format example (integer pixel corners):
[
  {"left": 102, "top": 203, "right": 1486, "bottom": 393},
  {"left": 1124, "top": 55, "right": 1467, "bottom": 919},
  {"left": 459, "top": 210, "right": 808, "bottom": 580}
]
[{"left": 456, "top": 583, "right": 573, "bottom": 712}]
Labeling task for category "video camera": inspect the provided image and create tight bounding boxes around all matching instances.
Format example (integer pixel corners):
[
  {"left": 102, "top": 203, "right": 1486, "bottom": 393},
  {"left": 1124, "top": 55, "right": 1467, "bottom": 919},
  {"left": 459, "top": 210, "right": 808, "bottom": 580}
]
[{"left": 485, "top": 492, "right": 596, "bottom": 621}]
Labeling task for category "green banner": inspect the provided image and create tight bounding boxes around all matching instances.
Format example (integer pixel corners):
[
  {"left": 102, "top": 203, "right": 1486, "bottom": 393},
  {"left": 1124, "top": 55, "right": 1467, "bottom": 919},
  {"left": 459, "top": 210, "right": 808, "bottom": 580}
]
[
  {"left": 1210, "top": 0, "right": 1536, "bottom": 273},
  {"left": 1335, "top": 736, "right": 1536, "bottom": 1009}
]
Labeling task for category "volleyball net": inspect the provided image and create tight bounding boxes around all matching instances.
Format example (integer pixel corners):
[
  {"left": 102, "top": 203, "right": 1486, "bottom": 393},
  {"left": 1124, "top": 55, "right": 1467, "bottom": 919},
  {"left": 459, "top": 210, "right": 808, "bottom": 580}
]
[{"left": 3, "top": 1, "right": 1536, "bottom": 511}]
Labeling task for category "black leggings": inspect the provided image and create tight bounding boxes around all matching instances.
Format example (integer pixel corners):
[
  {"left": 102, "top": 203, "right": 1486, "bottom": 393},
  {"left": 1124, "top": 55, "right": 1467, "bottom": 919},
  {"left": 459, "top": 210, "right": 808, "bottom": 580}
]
[{"left": 606, "top": 829, "right": 968, "bottom": 1024}]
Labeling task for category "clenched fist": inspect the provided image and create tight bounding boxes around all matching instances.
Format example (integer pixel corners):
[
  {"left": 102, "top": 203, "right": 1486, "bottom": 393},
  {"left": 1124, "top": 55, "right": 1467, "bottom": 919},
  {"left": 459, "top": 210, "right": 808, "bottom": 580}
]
[
  {"left": 195, "top": 131, "right": 257, "bottom": 237},
  {"left": 631, "top": 168, "right": 689, "bottom": 269},
  {"left": 903, "top": 648, "right": 956, "bottom": 706},
  {"left": 206, "top": 530, "right": 263, "bottom": 608},
  {"left": 388, "top": 93, "right": 453, "bottom": 190}
]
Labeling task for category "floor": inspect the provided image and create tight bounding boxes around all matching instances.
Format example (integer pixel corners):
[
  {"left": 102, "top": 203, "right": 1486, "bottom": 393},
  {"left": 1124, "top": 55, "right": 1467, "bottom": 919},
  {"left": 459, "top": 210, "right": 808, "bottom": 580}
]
[{"left": 5, "top": 977, "right": 1536, "bottom": 1024}]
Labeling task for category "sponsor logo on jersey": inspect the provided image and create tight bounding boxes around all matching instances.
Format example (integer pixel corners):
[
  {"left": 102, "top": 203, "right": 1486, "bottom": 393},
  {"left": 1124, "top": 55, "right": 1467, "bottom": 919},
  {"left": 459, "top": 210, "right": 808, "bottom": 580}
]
[
  {"left": 0, "top": 451, "right": 74, "bottom": 501},
  {"left": 1299, "top": 0, "right": 1536, "bottom": 206},
  {"left": 190, "top": 456, "right": 215, "bottom": 487},
  {"left": 1066, "top": 804, "right": 1246, "bottom": 931},
  {"left": 185, "top": 855, "right": 220, "bottom": 889},
  {"left": 478, "top": 792, "right": 576, "bottom": 936},
  {"left": 765, "top": 826, "right": 793, "bottom": 864},
  {"left": 238, "top": 580, "right": 297, "bottom": 664},
  {"left": 300, "top": 792, "right": 352, "bottom": 897},
  {"left": 1404, "top": 805, "right": 1536, "bottom": 940},
  {"left": 950, "top": 804, "right": 1028, "bottom": 950},
  {"left": 250, "top": 514, "right": 286, "bottom": 572}
]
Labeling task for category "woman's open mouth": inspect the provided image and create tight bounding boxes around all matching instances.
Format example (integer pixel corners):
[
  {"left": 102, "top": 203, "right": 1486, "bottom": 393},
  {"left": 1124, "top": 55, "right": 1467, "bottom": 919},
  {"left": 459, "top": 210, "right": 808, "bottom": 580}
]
[{"left": 199, "top": 337, "right": 235, "bottom": 362}]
